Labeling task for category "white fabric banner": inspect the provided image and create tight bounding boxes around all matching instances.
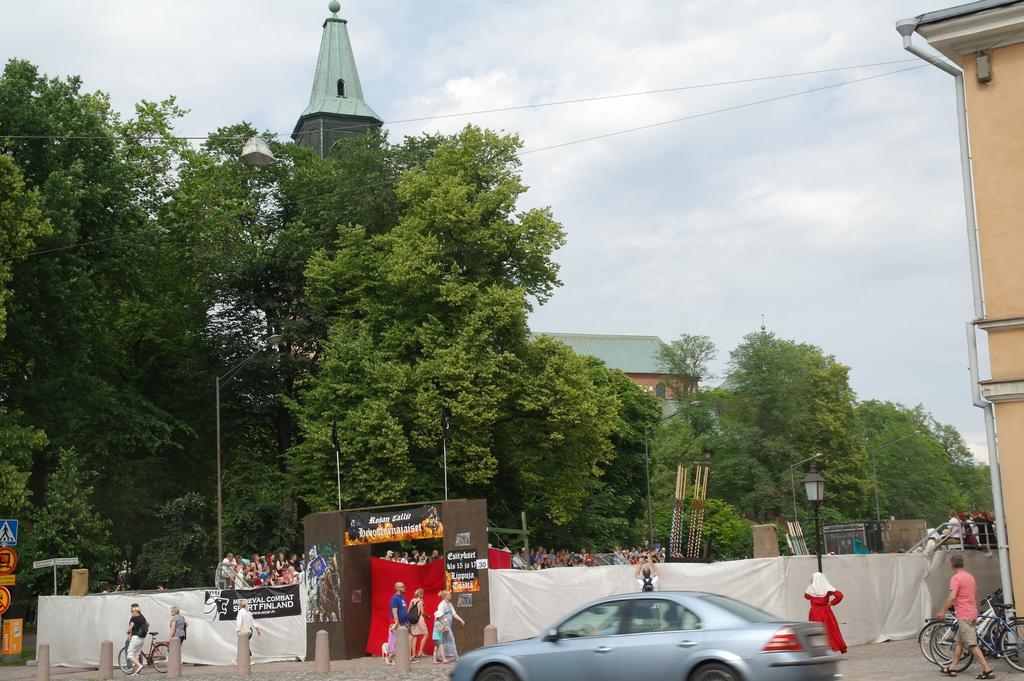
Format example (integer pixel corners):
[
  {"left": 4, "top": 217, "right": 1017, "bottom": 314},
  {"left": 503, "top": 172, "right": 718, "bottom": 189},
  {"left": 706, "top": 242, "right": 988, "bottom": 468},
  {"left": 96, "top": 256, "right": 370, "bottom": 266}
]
[
  {"left": 37, "top": 587, "right": 308, "bottom": 667},
  {"left": 489, "top": 552, "right": 999, "bottom": 646}
]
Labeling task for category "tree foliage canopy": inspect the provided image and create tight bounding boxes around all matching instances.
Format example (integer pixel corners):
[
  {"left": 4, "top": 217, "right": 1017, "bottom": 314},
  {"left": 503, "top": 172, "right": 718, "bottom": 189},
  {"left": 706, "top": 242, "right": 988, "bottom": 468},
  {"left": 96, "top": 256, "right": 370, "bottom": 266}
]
[{"left": 0, "top": 60, "right": 993, "bottom": 598}]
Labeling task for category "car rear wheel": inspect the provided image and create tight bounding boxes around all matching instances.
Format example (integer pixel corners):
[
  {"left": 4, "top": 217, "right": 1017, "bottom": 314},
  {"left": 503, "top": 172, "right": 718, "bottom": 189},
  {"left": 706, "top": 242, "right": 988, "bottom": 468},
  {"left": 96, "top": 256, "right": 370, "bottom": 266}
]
[
  {"left": 474, "top": 664, "right": 519, "bottom": 681},
  {"left": 690, "top": 662, "right": 739, "bottom": 681}
]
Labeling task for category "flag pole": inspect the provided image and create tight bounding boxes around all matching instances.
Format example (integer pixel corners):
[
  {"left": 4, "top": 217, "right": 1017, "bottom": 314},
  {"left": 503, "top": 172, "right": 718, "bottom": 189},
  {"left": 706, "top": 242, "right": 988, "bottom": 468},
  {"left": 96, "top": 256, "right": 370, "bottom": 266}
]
[{"left": 331, "top": 421, "right": 342, "bottom": 512}]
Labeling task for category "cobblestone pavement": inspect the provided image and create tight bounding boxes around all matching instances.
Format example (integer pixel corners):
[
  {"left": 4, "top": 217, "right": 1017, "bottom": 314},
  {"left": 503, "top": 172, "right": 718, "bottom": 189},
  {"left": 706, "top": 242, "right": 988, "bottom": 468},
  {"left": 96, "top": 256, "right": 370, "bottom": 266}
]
[{"left": 3, "top": 638, "right": 1020, "bottom": 680}]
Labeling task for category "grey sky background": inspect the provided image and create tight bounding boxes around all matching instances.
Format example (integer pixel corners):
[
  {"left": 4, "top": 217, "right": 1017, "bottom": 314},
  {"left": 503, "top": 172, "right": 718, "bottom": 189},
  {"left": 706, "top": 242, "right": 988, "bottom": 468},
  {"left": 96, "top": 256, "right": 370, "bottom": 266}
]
[{"left": 1, "top": 1, "right": 991, "bottom": 458}]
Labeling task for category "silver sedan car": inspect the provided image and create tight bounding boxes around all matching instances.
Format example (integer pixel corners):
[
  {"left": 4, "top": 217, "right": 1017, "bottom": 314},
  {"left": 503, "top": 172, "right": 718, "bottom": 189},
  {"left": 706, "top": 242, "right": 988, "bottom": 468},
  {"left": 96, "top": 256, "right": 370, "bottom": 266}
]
[{"left": 451, "top": 591, "right": 838, "bottom": 681}]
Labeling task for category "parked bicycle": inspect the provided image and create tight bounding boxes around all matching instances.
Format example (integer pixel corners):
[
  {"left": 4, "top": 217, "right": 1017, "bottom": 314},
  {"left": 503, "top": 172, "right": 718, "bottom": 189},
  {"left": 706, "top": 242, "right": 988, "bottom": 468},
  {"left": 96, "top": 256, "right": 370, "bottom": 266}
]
[
  {"left": 929, "top": 592, "right": 1023, "bottom": 673},
  {"left": 118, "top": 631, "right": 168, "bottom": 674}
]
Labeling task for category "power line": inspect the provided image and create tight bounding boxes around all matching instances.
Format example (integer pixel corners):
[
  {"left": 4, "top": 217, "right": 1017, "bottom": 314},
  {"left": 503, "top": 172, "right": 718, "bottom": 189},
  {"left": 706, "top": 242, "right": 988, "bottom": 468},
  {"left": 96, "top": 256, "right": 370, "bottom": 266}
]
[
  {"left": 0, "top": 58, "right": 920, "bottom": 142},
  {"left": 7, "top": 65, "right": 921, "bottom": 261},
  {"left": 520, "top": 64, "right": 925, "bottom": 155}
]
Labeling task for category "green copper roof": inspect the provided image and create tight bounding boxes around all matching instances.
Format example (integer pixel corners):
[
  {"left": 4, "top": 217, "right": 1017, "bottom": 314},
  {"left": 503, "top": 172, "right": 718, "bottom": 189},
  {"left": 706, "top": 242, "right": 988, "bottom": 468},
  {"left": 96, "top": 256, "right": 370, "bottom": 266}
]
[
  {"left": 533, "top": 333, "right": 668, "bottom": 373},
  {"left": 299, "top": 2, "right": 382, "bottom": 122}
]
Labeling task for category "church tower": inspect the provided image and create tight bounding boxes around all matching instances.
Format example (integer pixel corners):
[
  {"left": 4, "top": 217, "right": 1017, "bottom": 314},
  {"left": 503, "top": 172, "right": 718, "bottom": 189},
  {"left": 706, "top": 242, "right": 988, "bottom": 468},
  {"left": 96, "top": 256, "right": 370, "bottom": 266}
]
[{"left": 292, "top": 0, "right": 383, "bottom": 157}]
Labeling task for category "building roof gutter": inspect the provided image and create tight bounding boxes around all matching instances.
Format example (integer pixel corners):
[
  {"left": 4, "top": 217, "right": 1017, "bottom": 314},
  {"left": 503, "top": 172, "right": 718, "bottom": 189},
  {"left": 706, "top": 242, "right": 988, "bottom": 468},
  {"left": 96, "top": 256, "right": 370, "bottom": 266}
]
[{"left": 895, "top": 15, "right": 1013, "bottom": 609}]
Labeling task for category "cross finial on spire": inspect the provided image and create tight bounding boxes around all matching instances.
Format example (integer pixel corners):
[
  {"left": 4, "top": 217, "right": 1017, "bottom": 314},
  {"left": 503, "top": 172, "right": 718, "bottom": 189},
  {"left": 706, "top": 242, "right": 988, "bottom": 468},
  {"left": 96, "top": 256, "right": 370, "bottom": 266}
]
[{"left": 328, "top": 0, "right": 340, "bottom": 16}]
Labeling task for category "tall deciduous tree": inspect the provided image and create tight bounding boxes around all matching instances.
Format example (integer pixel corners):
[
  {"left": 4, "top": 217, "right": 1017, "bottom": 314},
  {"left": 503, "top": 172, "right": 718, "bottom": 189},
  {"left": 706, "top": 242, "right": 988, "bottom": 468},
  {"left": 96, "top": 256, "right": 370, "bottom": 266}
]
[
  {"left": 20, "top": 450, "right": 118, "bottom": 593},
  {"left": 711, "top": 330, "right": 869, "bottom": 520},
  {"left": 658, "top": 333, "right": 717, "bottom": 388}
]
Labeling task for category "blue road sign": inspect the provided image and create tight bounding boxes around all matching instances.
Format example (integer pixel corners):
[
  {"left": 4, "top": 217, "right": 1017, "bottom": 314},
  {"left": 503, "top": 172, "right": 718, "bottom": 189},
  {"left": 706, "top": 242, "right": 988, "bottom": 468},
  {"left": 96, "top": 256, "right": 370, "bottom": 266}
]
[{"left": 0, "top": 520, "right": 17, "bottom": 547}]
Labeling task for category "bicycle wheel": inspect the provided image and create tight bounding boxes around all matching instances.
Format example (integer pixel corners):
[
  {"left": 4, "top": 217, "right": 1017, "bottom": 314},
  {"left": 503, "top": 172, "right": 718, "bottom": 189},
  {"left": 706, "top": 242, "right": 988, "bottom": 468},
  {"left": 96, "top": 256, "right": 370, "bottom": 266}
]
[
  {"left": 117, "top": 644, "right": 133, "bottom": 674},
  {"left": 919, "top": 620, "right": 945, "bottom": 665},
  {"left": 998, "top": 620, "right": 1024, "bottom": 672},
  {"left": 151, "top": 643, "right": 168, "bottom": 673},
  {"left": 931, "top": 624, "right": 973, "bottom": 673}
]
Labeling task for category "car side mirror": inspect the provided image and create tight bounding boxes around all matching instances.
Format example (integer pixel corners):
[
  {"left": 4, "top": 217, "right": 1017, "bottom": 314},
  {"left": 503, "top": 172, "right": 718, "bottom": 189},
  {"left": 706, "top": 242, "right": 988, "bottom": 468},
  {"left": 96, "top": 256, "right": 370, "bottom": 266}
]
[{"left": 543, "top": 628, "right": 560, "bottom": 642}]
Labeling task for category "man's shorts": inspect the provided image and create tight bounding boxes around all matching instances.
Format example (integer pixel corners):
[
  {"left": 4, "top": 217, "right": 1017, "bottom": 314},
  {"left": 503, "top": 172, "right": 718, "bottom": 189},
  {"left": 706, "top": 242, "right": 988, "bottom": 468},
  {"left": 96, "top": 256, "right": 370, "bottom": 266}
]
[
  {"left": 127, "top": 635, "right": 145, "bottom": 660},
  {"left": 957, "top": 619, "right": 979, "bottom": 648}
]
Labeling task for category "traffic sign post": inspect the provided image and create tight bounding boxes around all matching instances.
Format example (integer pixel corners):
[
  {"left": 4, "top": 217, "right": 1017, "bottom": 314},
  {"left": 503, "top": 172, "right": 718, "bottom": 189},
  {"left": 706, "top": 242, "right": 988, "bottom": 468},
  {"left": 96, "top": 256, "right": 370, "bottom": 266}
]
[
  {"left": 0, "top": 548, "right": 16, "bottom": 575},
  {"left": 32, "top": 557, "right": 77, "bottom": 595},
  {"left": 0, "top": 521, "right": 17, "bottom": 547},
  {"left": 0, "top": 531, "right": 17, "bottom": 656}
]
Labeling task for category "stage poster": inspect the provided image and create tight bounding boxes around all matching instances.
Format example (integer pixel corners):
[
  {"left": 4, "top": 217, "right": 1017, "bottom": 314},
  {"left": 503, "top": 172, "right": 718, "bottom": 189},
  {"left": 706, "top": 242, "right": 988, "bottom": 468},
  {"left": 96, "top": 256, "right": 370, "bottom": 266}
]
[
  {"left": 344, "top": 504, "right": 443, "bottom": 546},
  {"left": 445, "top": 549, "right": 480, "bottom": 593}
]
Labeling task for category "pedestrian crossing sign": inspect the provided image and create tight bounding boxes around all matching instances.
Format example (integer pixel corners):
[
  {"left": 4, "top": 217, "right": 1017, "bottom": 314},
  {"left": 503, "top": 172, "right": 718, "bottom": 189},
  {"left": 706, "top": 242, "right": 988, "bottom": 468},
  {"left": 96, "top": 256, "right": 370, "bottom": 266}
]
[{"left": 0, "top": 520, "right": 17, "bottom": 547}]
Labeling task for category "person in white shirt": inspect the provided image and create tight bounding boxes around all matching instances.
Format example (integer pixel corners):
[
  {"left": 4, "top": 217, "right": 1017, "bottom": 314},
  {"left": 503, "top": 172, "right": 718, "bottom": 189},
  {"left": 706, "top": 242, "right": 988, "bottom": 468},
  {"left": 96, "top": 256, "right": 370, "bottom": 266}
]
[
  {"left": 635, "top": 556, "right": 659, "bottom": 592},
  {"left": 235, "top": 600, "right": 261, "bottom": 658},
  {"left": 945, "top": 509, "right": 963, "bottom": 544}
]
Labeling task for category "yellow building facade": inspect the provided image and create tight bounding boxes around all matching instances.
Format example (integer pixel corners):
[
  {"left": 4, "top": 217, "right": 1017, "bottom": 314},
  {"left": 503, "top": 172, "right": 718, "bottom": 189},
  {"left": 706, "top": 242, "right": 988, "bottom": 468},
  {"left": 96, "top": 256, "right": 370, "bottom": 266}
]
[{"left": 902, "top": 0, "right": 1024, "bottom": 605}]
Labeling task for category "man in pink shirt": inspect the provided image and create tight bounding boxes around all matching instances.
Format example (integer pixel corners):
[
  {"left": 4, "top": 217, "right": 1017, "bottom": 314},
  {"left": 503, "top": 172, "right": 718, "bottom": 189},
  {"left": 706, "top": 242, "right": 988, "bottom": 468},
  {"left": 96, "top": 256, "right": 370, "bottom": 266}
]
[{"left": 935, "top": 554, "right": 993, "bottom": 678}]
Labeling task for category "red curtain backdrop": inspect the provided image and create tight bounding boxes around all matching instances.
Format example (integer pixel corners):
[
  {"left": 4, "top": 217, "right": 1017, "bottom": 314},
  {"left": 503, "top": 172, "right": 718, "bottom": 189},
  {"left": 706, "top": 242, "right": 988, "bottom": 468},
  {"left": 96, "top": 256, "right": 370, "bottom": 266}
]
[
  {"left": 366, "top": 557, "right": 445, "bottom": 656},
  {"left": 488, "top": 546, "right": 512, "bottom": 570}
]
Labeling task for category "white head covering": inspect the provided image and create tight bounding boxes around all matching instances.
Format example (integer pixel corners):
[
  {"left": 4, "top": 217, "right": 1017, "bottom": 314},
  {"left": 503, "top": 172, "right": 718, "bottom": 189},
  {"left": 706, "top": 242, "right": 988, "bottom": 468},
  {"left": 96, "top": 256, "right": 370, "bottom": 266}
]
[{"left": 805, "top": 571, "right": 837, "bottom": 598}]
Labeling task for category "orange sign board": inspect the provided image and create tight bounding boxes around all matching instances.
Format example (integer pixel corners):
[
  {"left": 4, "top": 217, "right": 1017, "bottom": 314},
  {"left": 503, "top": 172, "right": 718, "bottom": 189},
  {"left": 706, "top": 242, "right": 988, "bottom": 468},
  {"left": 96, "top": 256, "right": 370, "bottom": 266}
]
[
  {"left": 0, "top": 575, "right": 14, "bottom": 587},
  {"left": 0, "top": 548, "right": 16, "bottom": 575},
  {"left": 1, "top": 618, "right": 22, "bottom": 656},
  {"left": 0, "top": 587, "right": 10, "bottom": 616}
]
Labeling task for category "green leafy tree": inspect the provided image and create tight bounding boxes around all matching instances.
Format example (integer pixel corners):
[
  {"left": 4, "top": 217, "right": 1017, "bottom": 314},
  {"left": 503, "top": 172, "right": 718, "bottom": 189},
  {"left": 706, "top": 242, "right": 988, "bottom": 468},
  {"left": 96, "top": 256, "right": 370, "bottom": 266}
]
[
  {"left": 0, "top": 60, "right": 190, "bottom": 549},
  {"left": 291, "top": 126, "right": 652, "bottom": 543},
  {"left": 856, "top": 400, "right": 988, "bottom": 525},
  {"left": 137, "top": 493, "right": 213, "bottom": 589},
  {"left": 710, "top": 331, "right": 870, "bottom": 521},
  {"left": 657, "top": 333, "right": 717, "bottom": 392},
  {"left": 20, "top": 450, "right": 119, "bottom": 594},
  {"left": 0, "top": 152, "right": 50, "bottom": 516}
]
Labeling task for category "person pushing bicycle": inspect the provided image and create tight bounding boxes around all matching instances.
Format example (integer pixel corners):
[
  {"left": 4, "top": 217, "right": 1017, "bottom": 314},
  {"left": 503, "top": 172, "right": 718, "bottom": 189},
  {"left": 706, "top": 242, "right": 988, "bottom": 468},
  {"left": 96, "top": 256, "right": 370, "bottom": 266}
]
[
  {"left": 936, "top": 554, "right": 994, "bottom": 678},
  {"left": 125, "top": 603, "right": 149, "bottom": 675}
]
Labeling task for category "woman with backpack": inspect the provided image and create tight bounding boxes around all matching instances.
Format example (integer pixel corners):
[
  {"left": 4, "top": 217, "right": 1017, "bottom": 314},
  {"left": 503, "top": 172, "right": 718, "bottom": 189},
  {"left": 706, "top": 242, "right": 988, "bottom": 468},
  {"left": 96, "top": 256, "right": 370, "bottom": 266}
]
[{"left": 408, "top": 588, "right": 429, "bottom": 659}]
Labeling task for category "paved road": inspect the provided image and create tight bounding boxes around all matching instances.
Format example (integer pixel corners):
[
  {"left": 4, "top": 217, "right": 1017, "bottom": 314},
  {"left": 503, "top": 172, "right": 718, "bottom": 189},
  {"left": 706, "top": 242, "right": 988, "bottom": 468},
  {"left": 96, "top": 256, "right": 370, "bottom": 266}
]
[{"left": 1, "top": 638, "right": 1017, "bottom": 680}]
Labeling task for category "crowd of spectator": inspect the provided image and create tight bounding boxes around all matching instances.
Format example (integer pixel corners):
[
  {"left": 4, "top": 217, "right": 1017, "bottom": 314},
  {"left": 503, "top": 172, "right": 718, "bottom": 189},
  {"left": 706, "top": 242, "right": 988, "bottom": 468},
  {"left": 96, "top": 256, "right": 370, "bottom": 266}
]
[
  {"left": 944, "top": 508, "right": 997, "bottom": 548},
  {"left": 379, "top": 548, "right": 442, "bottom": 564},
  {"left": 525, "top": 546, "right": 666, "bottom": 569},
  {"left": 218, "top": 551, "right": 303, "bottom": 589}
]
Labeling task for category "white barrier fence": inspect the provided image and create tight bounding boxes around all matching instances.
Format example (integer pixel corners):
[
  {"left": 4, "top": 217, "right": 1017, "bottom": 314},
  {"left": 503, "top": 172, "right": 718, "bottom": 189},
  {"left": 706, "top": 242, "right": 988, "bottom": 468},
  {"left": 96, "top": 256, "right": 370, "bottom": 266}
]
[
  {"left": 489, "top": 551, "right": 1000, "bottom": 646},
  {"left": 37, "top": 587, "right": 308, "bottom": 667},
  {"left": 36, "top": 551, "right": 998, "bottom": 666}
]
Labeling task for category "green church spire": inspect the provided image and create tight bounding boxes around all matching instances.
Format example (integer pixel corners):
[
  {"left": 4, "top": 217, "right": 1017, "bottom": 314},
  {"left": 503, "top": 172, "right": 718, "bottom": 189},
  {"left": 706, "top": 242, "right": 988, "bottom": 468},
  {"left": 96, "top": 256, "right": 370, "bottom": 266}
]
[{"left": 292, "top": 1, "right": 382, "bottom": 157}]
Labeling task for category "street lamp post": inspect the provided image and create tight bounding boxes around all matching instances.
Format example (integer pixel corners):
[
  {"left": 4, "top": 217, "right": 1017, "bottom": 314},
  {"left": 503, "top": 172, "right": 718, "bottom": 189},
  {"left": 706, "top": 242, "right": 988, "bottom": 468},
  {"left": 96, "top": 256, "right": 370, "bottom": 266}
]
[
  {"left": 788, "top": 452, "right": 822, "bottom": 521},
  {"left": 868, "top": 430, "right": 922, "bottom": 521},
  {"left": 216, "top": 334, "right": 284, "bottom": 562},
  {"left": 803, "top": 464, "right": 825, "bottom": 573},
  {"left": 642, "top": 401, "right": 702, "bottom": 549}
]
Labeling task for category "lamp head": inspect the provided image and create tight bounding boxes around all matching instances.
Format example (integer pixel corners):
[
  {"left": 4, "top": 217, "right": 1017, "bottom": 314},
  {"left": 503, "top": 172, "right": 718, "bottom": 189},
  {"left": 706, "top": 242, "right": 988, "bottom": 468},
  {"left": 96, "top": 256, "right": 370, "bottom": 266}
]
[
  {"left": 241, "top": 136, "right": 276, "bottom": 167},
  {"left": 803, "top": 463, "right": 825, "bottom": 503},
  {"left": 265, "top": 334, "right": 284, "bottom": 347}
]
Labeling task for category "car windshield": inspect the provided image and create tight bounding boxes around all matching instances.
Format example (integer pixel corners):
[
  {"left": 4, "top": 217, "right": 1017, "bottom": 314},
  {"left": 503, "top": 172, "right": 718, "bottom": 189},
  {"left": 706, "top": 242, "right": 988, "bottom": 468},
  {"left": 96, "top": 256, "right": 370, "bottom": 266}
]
[{"left": 699, "top": 594, "right": 781, "bottom": 622}]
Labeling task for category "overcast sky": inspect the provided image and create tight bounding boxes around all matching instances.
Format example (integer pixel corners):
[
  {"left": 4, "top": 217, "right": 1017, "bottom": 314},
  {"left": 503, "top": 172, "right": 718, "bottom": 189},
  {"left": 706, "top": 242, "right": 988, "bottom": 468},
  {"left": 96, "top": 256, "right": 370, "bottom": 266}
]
[{"left": 1, "top": 0, "right": 992, "bottom": 458}]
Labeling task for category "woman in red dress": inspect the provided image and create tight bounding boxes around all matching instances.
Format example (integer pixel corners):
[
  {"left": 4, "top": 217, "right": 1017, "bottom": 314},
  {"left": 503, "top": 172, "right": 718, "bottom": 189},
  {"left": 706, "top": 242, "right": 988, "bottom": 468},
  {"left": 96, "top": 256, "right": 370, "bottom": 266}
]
[{"left": 804, "top": 572, "right": 847, "bottom": 654}]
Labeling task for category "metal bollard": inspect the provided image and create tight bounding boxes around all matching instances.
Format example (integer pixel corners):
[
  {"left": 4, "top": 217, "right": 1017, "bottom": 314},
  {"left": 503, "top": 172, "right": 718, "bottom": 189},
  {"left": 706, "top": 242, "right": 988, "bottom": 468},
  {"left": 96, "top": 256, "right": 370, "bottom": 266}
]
[
  {"left": 98, "top": 640, "right": 113, "bottom": 680},
  {"left": 484, "top": 624, "right": 498, "bottom": 646},
  {"left": 314, "top": 630, "right": 330, "bottom": 673},
  {"left": 168, "top": 636, "right": 182, "bottom": 678},
  {"left": 395, "top": 627, "right": 411, "bottom": 672},
  {"left": 35, "top": 644, "right": 50, "bottom": 681},
  {"left": 236, "top": 633, "right": 251, "bottom": 676}
]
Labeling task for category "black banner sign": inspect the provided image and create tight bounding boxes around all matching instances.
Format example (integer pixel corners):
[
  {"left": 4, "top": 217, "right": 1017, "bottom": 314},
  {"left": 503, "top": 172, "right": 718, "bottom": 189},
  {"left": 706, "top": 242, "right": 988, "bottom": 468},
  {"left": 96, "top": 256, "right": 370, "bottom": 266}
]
[
  {"left": 344, "top": 504, "right": 444, "bottom": 546},
  {"left": 203, "top": 584, "right": 301, "bottom": 621},
  {"left": 445, "top": 549, "right": 479, "bottom": 593}
]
